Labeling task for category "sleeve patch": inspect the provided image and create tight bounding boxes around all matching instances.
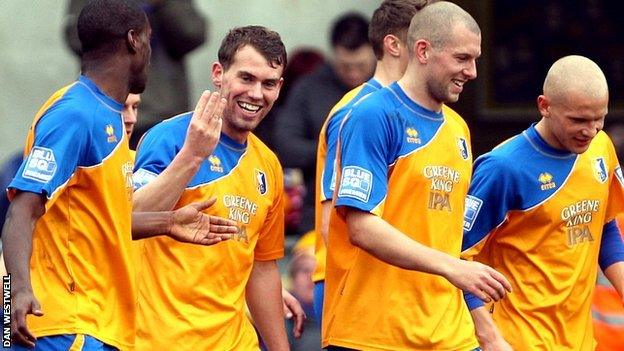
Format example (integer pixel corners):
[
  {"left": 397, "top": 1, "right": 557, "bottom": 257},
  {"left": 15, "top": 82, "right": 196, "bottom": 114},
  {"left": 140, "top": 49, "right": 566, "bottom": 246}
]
[
  {"left": 338, "top": 166, "right": 372, "bottom": 202},
  {"left": 22, "top": 147, "right": 57, "bottom": 183},
  {"left": 615, "top": 165, "right": 624, "bottom": 187},
  {"left": 133, "top": 168, "right": 158, "bottom": 190},
  {"left": 463, "top": 195, "right": 483, "bottom": 231}
]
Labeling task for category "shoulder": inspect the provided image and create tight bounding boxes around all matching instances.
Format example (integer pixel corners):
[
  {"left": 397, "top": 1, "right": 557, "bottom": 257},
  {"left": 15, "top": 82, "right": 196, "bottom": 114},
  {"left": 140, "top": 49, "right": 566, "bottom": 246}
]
[{"left": 142, "top": 112, "right": 192, "bottom": 144}]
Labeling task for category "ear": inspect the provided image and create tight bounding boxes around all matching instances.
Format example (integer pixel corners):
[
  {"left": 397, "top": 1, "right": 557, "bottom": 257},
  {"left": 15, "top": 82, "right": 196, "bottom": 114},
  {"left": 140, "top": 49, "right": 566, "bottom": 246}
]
[
  {"left": 126, "top": 29, "right": 139, "bottom": 54},
  {"left": 211, "top": 62, "right": 224, "bottom": 89},
  {"left": 537, "top": 95, "right": 550, "bottom": 118},
  {"left": 275, "top": 77, "right": 284, "bottom": 99},
  {"left": 383, "top": 34, "right": 402, "bottom": 58},
  {"left": 414, "top": 39, "right": 430, "bottom": 64}
]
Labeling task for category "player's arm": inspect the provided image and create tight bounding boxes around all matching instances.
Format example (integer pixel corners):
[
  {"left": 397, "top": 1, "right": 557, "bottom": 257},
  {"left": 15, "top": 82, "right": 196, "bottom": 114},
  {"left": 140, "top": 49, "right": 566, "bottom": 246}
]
[
  {"left": 469, "top": 306, "right": 512, "bottom": 351},
  {"left": 132, "top": 91, "right": 225, "bottom": 212},
  {"left": 345, "top": 208, "right": 511, "bottom": 302},
  {"left": 131, "top": 198, "right": 236, "bottom": 244},
  {"left": 599, "top": 220, "right": 624, "bottom": 303},
  {"left": 246, "top": 260, "right": 289, "bottom": 351},
  {"left": 2, "top": 191, "right": 46, "bottom": 348}
]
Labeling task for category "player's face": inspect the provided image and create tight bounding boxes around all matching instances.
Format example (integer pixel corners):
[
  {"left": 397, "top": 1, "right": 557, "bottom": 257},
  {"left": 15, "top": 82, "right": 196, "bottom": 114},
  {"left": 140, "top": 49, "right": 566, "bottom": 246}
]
[
  {"left": 333, "top": 45, "right": 376, "bottom": 89},
  {"left": 212, "top": 45, "right": 283, "bottom": 139},
  {"left": 425, "top": 23, "right": 480, "bottom": 105},
  {"left": 122, "top": 93, "right": 141, "bottom": 138},
  {"left": 129, "top": 21, "right": 152, "bottom": 94},
  {"left": 538, "top": 91, "right": 607, "bottom": 154}
]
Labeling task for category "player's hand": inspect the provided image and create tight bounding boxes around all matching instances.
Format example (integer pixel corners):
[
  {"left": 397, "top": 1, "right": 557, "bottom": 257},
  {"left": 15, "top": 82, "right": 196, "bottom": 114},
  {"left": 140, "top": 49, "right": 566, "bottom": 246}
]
[
  {"left": 180, "top": 90, "right": 227, "bottom": 161},
  {"left": 479, "top": 335, "right": 514, "bottom": 351},
  {"left": 169, "top": 198, "right": 237, "bottom": 245},
  {"left": 282, "top": 289, "right": 306, "bottom": 338},
  {"left": 446, "top": 260, "right": 512, "bottom": 302},
  {"left": 11, "top": 289, "right": 43, "bottom": 348}
]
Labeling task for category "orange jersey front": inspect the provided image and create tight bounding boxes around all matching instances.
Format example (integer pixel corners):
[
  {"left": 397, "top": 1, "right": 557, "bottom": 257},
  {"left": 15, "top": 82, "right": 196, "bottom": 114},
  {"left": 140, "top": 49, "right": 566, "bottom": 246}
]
[
  {"left": 8, "top": 76, "right": 135, "bottom": 349},
  {"left": 323, "top": 83, "right": 477, "bottom": 350},
  {"left": 133, "top": 113, "right": 285, "bottom": 350},
  {"left": 313, "top": 79, "right": 381, "bottom": 283},
  {"left": 462, "top": 126, "right": 624, "bottom": 350}
]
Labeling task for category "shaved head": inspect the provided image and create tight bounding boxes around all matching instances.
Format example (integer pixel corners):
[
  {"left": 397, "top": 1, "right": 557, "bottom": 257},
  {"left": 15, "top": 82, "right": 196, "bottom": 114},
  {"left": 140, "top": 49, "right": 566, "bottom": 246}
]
[
  {"left": 543, "top": 55, "right": 609, "bottom": 104},
  {"left": 407, "top": 1, "right": 480, "bottom": 52}
]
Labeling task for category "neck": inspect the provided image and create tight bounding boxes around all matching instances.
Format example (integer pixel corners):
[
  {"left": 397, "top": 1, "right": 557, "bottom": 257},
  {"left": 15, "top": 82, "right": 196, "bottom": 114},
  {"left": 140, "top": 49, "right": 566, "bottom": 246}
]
[
  {"left": 534, "top": 118, "right": 558, "bottom": 148},
  {"left": 82, "top": 56, "right": 131, "bottom": 104},
  {"left": 221, "top": 123, "right": 249, "bottom": 145},
  {"left": 397, "top": 65, "right": 443, "bottom": 112},
  {"left": 373, "top": 57, "right": 404, "bottom": 87}
]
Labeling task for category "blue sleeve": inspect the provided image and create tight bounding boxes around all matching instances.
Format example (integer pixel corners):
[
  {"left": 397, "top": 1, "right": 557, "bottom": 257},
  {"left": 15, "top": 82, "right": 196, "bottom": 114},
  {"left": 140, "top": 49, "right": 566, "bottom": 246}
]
[
  {"left": 334, "top": 103, "right": 396, "bottom": 212},
  {"left": 321, "top": 108, "right": 348, "bottom": 201},
  {"left": 133, "top": 120, "right": 184, "bottom": 189},
  {"left": 463, "top": 291, "right": 484, "bottom": 310},
  {"left": 462, "top": 154, "right": 518, "bottom": 251},
  {"left": 8, "top": 105, "right": 90, "bottom": 198},
  {"left": 599, "top": 219, "right": 624, "bottom": 270}
]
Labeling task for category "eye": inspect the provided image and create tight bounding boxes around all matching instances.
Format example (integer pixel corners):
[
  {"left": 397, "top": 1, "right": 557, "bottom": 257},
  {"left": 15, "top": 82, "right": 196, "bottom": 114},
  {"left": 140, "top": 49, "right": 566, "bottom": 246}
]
[{"left": 263, "top": 81, "right": 277, "bottom": 89}]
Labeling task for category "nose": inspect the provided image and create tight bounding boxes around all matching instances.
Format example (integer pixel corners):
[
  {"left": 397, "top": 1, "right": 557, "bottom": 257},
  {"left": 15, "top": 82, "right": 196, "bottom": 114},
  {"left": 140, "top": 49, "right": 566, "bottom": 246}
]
[
  {"left": 248, "top": 82, "right": 263, "bottom": 100},
  {"left": 464, "top": 59, "right": 477, "bottom": 80}
]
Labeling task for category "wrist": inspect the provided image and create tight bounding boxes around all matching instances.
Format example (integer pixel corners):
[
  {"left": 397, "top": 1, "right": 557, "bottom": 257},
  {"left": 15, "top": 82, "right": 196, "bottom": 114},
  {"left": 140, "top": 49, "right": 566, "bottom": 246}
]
[{"left": 177, "top": 147, "right": 206, "bottom": 168}]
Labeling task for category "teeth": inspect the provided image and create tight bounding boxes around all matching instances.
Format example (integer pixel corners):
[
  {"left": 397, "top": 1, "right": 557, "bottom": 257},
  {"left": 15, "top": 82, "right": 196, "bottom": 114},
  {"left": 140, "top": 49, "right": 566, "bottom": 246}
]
[
  {"left": 453, "top": 80, "right": 464, "bottom": 87},
  {"left": 238, "top": 101, "right": 261, "bottom": 112}
]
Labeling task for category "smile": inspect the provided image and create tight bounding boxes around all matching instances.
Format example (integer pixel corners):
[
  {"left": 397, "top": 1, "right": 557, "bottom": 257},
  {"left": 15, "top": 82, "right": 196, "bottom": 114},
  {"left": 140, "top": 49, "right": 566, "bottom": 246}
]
[{"left": 238, "top": 101, "right": 261, "bottom": 112}]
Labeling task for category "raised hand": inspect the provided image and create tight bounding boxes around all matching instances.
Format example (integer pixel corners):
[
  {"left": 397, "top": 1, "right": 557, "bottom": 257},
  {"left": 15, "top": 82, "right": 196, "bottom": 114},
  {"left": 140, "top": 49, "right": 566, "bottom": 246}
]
[
  {"left": 11, "top": 290, "right": 43, "bottom": 348},
  {"left": 180, "top": 90, "right": 227, "bottom": 161},
  {"left": 169, "top": 198, "right": 237, "bottom": 245},
  {"left": 446, "top": 260, "right": 512, "bottom": 302}
]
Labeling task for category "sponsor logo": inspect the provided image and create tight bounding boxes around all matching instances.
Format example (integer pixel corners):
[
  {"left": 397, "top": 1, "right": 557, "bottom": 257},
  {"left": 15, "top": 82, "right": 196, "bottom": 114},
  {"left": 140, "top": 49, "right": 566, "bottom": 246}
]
[
  {"left": 338, "top": 166, "right": 372, "bottom": 202},
  {"left": 208, "top": 155, "right": 224, "bottom": 173},
  {"left": 560, "top": 199, "right": 599, "bottom": 247},
  {"left": 406, "top": 127, "right": 421, "bottom": 144},
  {"left": 457, "top": 137, "right": 469, "bottom": 160},
  {"left": 106, "top": 124, "right": 117, "bottom": 143},
  {"left": 23, "top": 146, "right": 57, "bottom": 183},
  {"left": 593, "top": 157, "right": 607, "bottom": 183},
  {"left": 132, "top": 168, "right": 158, "bottom": 190},
  {"left": 255, "top": 169, "right": 267, "bottom": 195},
  {"left": 615, "top": 165, "right": 624, "bottom": 186},
  {"left": 538, "top": 172, "right": 556, "bottom": 190},
  {"left": 463, "top": 195, "right": 483, "bottom": 231}
]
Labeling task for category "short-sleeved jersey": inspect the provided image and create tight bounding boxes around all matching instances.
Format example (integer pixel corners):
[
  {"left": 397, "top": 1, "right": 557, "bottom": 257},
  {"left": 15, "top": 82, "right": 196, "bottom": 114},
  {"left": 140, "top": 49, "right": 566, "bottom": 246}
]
[
  {"left": 133, "top": 113, "right": 285, "bottom": 351},
  {"left": 8, "top": 76, "right": 135, "bottom": 350},
  {"left": 323, "top": 82, "right": 477, "bottom": 350},
  {"left": 313, "top": 78, "right": 382, "bottom": 283},
  {"left": 461, "top": 125, "right": 624, "bottom": 350}
]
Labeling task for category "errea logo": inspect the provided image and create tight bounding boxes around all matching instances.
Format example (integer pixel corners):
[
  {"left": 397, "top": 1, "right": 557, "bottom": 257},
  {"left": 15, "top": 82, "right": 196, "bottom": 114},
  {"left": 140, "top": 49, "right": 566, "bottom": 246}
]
[
  {"left": 406, "top": 127, "right": 421, "bottom": 144},
  {"left": 105, "top": 124, "right": 117, "bottom": 143},
  {"left": 208, "top": 155, "right": 223, "bottom": 173},
  {"left": 538, "top": 172, "right": 556, "bottom": 190}
]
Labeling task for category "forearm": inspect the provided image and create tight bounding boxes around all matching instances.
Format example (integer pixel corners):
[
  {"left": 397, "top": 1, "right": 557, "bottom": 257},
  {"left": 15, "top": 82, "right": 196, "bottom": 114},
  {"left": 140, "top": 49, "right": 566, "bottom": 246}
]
[
  {"left": 133, "top": 150, "right": 202, "bottom": 212},
  {"left": 246, "top": 260, "right": 289, "bottom": 351},
  {"left": 320, "top": 200, "right": 332, "bottom": 244},
  {"left": 346, "top": 209, "right": 458, "bottom": 277},
  {"left": 604, "top": 261, "right": 624, "bottom": 300},
  {"left": 470, "top": 306, "right": 503, "bottom": 345},
  {"left": 131, "top": 211, "right": 172, "bottom": 240}
]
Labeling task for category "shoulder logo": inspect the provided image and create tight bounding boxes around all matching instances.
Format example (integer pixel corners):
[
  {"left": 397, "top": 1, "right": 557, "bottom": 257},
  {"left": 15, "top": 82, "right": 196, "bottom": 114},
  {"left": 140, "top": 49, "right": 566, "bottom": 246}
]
[
  {"left": 538, "top": 172, "right": 556, "bottom": 190},
  {"left": 463, "top": 195, "right": 483, "bottom": 231},
  {"left": 208, "top": 155, "right": 224, "bottom": 173},
  {"left": 457, "top": 137, "right": 469, "bottom": 160},
  {"left": 338, "top": 166, "right": 372, "bottom": 202},
  {"left": 255, "top": 169, "right": 268, "bottom": 195},
  {"left": 132, "top": 168, "right": 158, "bottom": 190},
  {"left": 593, "top": 157, "right": 607, "bottom": 183},
  {"left": 615, "top": 165, "right": 624, "bottom": 187},
  {"left": 23, "top": 146, "right": 57, "bottom": 183},
  {"left": 105, "top": 124, "right": 117, "bottom": 143},
  {"left": 406, "top": 127, "right": 421, "bottom": 144}
]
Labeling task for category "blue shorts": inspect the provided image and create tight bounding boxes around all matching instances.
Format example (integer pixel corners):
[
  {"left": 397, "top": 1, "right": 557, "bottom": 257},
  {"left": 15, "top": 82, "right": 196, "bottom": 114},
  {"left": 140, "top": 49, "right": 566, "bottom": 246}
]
[
  {"left": 313, "top": 280, "right": 324, "bottom": 327},
  {"left": 10, "top": 334, "right": 117, "bottom": 351}
]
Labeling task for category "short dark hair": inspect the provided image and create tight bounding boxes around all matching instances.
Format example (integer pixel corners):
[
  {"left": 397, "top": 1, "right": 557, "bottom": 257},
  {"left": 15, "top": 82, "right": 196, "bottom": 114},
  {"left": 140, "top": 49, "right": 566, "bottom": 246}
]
[
  {"left": 369, "top": 0, "right": 431, "bottom": 60},
  {"left": 77, "top": 0, "right": 147, "bottom": 56},
  {"left": 330, "top": 12, "right": 370, "bottom": 50},
  {"left": 218, "top": 26, "right": 287, "bottom": 71}
]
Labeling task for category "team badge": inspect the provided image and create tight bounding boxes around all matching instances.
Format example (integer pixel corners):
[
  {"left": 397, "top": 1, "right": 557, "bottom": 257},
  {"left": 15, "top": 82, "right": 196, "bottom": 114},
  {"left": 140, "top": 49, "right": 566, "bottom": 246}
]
[
  {"left": 615, "top": 166, "right": 624, "bottom": 187},
  {"left": 255, "top": 169, "right": 268, "bottom": 195},
  {"left": 23, "top": 146, "right": 57, "bottom": 183},
  {"left": 538, "top": 172, "right": 556, "bottom": 190},
  {"left": 406, "top": 127, "right": 421, "bottom": 144},
  {"left": 593, "top": 157, "right": 607, "bottom": 183},
  {"left": 208, "top": 155, "right": 224, "bottom": 173},
  {"left": 105, "top": 124, "right": 117, "bottom": 143},
  {"left": 457, "top": 137, "right": 469, "bottom": 160}
]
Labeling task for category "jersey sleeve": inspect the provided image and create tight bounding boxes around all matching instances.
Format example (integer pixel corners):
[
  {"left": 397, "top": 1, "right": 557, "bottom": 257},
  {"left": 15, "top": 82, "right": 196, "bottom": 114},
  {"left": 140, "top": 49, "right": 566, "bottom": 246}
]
[
  {"left": 321, "top": 108, "right": 348, "bottom": 201},
  {"left": 605, "top": 140, "right": 624, "bottom": 222},
  {"left": 8, "top": 105, "right": 90, "bottom": 201},
  {"left": 133, "top": 123, "right": 182, "bottom": 189},
  {"left": 334, "top": 104, "right": 396, "bottom": 213},
  {"left": 461, "top": 154, "right": 518, "bottom": 257},
  {"left": 254, "top": 159, "right": 285, "bottom": 261}
]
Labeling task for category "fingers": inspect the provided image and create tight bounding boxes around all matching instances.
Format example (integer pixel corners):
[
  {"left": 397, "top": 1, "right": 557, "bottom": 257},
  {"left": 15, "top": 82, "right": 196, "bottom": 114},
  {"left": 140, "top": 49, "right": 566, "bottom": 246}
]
[
  {"left": 191, "top": 198, "right": 217, "bottom": 212},
  {"left": 210, "top": 223, "right": 238, "bottom": 234},
  {"left": 489, "top": 267, "right": 513, "bottom": 293},
  {"left": 192, "top": 90, "right": 212, "bottom": 120},
  {"left": 283, "top": 301, "right": 293, "bottom": 319},
  {"left": 201, "top": 92, "right": 226, "bottom": 121}
]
